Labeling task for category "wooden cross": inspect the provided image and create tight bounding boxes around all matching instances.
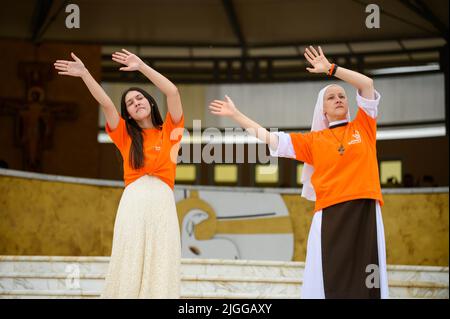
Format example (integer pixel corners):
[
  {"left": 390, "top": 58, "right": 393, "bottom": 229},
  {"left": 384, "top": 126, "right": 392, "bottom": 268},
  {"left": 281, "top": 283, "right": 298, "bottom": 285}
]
[{"left": 0, "top": 62, "right": 78, "bottom": 172}]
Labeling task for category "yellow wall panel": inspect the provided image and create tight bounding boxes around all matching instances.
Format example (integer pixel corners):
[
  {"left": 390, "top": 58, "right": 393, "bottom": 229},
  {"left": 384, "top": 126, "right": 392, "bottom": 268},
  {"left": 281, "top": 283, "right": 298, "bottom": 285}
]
[{"left": 0, "top": 175, "right": 448, "bottom": 266}]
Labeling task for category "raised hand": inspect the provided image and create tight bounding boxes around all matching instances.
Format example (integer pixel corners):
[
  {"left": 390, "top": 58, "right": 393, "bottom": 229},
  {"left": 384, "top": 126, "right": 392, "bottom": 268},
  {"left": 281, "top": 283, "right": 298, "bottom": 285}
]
[
  {"left": 208, "top": 95, "right": 238, "bottom": 117},
  {"left": 304, "top": 46, "right": 332, "bottom": 74},
  {"left": 54, "top": 52, "right": 87, "bottom": 77},
  {"left": 112, "top": 49, "right": 144, "bottom": 71}
]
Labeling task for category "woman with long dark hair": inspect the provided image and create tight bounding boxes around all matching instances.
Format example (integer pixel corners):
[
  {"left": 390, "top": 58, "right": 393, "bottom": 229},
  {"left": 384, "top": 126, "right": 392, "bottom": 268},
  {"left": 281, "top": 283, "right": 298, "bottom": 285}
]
[
  {"left": 209, "top": 46, "right": 388, "bottom": 299},
  {"left": 54, "top": 49, "right": 184, "bottom": 298}
]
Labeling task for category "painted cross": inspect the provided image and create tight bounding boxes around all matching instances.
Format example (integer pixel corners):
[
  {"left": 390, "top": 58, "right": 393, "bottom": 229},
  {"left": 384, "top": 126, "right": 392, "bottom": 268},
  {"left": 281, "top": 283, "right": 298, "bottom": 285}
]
[{"left": 0, "top": 62, "right": 78, "bottom": 172}]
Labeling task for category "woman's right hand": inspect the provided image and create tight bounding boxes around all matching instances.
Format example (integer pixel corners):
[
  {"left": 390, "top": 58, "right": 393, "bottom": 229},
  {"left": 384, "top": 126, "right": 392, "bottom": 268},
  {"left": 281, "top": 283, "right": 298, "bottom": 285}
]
[
  {"left": 54, "top": 52, "right": 87, "bottom": 77},
  {"left": 208, "top": 95, "right": 239, "bottom": 117},
  {"left": 304, "top": 46, "right": 331, "bottom": 74}
]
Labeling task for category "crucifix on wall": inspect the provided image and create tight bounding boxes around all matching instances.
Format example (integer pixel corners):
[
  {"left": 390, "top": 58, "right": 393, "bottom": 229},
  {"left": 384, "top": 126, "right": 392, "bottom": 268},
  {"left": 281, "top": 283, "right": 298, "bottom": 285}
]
[{"left": 0, "top": 62, "right": 78, "bottom": 172}]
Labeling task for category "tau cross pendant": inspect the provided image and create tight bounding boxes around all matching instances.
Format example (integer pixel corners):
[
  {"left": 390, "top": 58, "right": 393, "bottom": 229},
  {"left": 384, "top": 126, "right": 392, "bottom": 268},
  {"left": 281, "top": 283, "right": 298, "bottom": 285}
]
[{"left": 338, "top": 144, "right": 345, "bottom": 155}]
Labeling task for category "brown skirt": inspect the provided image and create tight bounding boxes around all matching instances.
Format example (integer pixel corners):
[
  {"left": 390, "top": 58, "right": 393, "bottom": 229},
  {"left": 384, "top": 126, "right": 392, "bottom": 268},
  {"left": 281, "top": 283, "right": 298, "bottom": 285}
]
[{"left": 321, "top": 199, "right": 381, "bottom": 298}]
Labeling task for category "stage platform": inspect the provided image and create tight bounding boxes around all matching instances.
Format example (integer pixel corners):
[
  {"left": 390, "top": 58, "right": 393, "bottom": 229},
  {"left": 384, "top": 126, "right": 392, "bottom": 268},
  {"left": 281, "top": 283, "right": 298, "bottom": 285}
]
[{"left": 0, "top": 256, "right": 448, "bottom": 299}]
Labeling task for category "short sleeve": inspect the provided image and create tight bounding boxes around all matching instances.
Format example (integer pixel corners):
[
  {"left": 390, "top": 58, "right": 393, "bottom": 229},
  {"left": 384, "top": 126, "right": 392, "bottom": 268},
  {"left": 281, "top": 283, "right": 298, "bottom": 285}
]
[
  {"left": 106, "top": 117, "right": 127, "bottom": 149},
  {"left": 356, "top": 89, "right": 381, "bottom": 119},
  {"left": 163, "top": 112, "right": 185, "bottom": 144},
  {"left": 269, "top": 132, "right": 296, "bottom": 158},
  {"left": 354, "top": 89, "right": 381, "bottom": 144},
  {"left": 289, "top": 132, "right": 314, "bottom": 165}
]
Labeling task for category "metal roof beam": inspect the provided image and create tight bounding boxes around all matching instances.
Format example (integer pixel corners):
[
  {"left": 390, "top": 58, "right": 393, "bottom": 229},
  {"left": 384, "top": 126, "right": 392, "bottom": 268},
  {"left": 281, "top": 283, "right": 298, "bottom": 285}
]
[
  {"left": 222, "top": 0, "right": 247, "bottom": 57},
  {"left": 30, "top": 0, "right": 54, "bottom": 43},
  {"left": 399, "top": 0, "right": 449, "bottom": 40}
]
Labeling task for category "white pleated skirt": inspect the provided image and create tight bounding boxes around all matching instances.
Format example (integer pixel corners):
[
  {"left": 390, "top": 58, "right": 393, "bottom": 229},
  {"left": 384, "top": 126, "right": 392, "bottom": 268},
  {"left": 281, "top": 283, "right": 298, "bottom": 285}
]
[
  {"left": 101, "top": 175, "right": 181, "bottom": 299},
  {"left": 301, "top": 200, "right": 389, "bottom": 299}
]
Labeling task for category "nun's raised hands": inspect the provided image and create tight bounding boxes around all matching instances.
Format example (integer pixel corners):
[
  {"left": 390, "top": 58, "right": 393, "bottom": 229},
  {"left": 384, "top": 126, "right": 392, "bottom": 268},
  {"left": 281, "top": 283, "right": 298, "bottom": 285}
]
[
  {"left": 304, "top": 46, "right": 375, "bottom": 99},
  {"left": 208, "top": 95, "right": 278, "bottom": 150},
  {"left": 304, "top": 46, "right": 332, "bottom": 74},
  {"left": 54, "top": 52, "right": 87, "bottom": 77},
  {"left": 208, "top": 95, "right": 238, "bottom": 117}
]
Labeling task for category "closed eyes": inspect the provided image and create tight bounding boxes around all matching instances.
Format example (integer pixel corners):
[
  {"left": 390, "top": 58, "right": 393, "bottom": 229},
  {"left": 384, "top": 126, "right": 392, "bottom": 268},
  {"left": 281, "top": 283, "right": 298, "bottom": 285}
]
[{"left": 126, "top": 94, "right": 144, "bottom": 106}]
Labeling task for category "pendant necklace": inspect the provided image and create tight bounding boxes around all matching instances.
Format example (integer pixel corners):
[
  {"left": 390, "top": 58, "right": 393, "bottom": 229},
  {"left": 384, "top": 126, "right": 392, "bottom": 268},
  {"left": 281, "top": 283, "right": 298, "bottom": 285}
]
[{"left": 330, "top": 127, "right": 347, "bottom": 156}]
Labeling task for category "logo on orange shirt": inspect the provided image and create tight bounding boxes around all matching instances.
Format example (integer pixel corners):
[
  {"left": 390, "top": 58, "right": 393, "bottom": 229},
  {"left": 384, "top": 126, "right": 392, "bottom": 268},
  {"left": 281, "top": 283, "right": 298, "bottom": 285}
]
[{"left": 348, "top": 130, "right": 362, "bottom": 145}]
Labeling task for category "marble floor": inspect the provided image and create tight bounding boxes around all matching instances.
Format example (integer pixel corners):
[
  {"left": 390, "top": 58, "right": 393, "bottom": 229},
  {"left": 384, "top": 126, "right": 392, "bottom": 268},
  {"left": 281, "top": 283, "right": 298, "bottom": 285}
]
[{"left": 0, "top": 256, "right": 448, "bottom": 299}]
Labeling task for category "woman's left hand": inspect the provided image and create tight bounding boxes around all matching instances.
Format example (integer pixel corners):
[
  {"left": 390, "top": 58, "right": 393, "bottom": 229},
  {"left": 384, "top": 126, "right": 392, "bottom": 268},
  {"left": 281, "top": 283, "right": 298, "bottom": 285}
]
[
  {"left": 304, "top": 46, "right": 332, "bottom": 74},
  {"left": 112, "top": 49, "right": 144, "bottom": 71}
]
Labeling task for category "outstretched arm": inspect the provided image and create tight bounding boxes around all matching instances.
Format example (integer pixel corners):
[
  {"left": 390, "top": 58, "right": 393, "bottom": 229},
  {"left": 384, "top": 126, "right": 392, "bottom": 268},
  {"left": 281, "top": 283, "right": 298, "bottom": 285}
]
[
  {"left": 54, "top": 53, "right": 120, "bottom": 129},
  {"left": 304, "top": 45, "right": 375, "bottom": 99},
  {"left": 208, "top": 96, "right": 279, "bottom": 151},
  {"left": 112, "top": 49, "right": 183, "bottom": 124}
]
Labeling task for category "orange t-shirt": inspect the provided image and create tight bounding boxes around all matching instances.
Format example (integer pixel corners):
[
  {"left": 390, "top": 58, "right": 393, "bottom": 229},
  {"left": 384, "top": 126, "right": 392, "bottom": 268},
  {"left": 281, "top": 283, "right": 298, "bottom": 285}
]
[
  {"left": 106, "top": 113, "right": 184, "bottom": 189},
  {"left": 290, "top": 108, "right": 383, "bottom": 212}
]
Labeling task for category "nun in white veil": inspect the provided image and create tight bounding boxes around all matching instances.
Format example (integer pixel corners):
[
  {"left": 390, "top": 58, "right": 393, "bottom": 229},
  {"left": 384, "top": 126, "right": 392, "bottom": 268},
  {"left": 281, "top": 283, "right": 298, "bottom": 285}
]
[
  {"left": 208, "top": 45, "right": 389, "bottom": 298},
  {"left": 299, "top": 85, "right": 388, "bottom": 299}
]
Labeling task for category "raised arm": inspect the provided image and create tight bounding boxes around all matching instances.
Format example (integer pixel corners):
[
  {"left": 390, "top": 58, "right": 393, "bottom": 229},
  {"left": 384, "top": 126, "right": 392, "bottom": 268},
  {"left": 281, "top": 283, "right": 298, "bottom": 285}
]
[
  {"left": 304, "top": 46, "right": 375, "bottom": 99},
  {"left": 112, "top": 49, "right": 183, "bottom": 124},
  {"left": 54, "top": 53, "right": 120, "bottom": 129},
  {"left": 208, "top": 96, "right": 279, "bottom": 151}
]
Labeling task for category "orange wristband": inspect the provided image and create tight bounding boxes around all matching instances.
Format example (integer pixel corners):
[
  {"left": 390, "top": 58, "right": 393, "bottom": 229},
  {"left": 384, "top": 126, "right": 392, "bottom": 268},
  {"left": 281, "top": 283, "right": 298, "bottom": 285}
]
[
  {"left": 328, "top": 64, "right": 339, "bottom": 76},
  {"left": 327, "top": 64, "right": 336, "bottom": 76}
]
